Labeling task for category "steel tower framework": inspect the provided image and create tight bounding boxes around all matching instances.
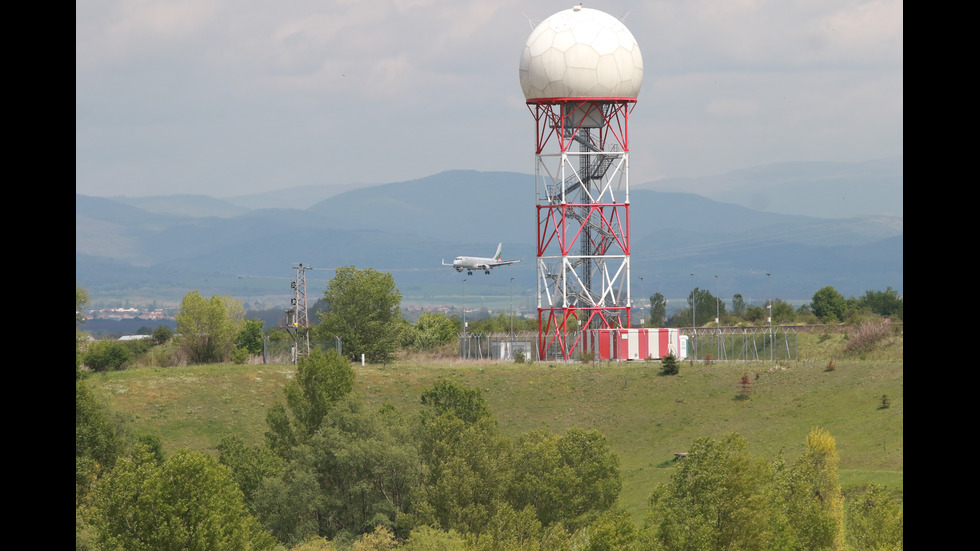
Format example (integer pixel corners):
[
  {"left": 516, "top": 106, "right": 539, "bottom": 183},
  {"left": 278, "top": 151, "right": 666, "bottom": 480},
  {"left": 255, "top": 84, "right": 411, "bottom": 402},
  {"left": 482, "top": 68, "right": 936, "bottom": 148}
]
[
  {"left": 283, "top": 263, "right": 312, "bottom": 362},
  {"left": 529, "top": 98, "right": 635, "bottom": 360}
]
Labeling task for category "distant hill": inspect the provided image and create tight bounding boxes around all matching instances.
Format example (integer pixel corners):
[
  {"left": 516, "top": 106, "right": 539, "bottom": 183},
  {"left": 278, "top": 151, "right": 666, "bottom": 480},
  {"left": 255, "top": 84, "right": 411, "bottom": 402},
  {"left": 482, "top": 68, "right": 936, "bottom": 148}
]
[
  {"left": 636, "top": 156, "right": 903, "bottom": 219},
  {"left": 76, "top": 168, "right": 902, "bottom": 308},
  {"left": 224, "top": 182, "right": 367, "bottom": 211},
  {"left": 111, "top": 194, "right": 250, "bottom": 218}
]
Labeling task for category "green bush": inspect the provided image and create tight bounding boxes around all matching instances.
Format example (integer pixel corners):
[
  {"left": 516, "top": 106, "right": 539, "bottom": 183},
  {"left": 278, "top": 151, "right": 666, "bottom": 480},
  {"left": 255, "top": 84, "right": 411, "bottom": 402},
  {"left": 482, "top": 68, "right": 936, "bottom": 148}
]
[
  {"left": 84, "top": 340, "right": 132, "bottom": 372},
  {"left": 231, "top": 347, "right": 249, "bottom": 365},
  {"left": 152, "top": 325, "right": 174, "bottom": 345},
  {"left": 660, "top": 353, "right": 679, "bottom": 376}
]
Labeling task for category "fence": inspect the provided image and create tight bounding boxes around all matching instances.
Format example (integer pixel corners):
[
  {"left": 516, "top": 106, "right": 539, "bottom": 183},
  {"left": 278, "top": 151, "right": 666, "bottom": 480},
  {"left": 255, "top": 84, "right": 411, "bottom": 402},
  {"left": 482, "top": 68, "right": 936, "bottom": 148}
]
[
  {"left": 457, "top": 326, "right": 805, "bottom": 362},
  {"left": 684, "top": 327, "right": 798, "bottom": 362},
  {"left": 459, "top": 331, "right": 537, "bottom": 361},
  {"left": 262, "top": 337, "right": 343, "bottom": 364}
]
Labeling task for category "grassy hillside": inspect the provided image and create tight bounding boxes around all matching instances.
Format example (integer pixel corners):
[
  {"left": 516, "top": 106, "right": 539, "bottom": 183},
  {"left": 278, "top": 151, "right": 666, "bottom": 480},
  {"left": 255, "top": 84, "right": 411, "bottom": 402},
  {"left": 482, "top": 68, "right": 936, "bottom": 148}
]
[{"left": 87, "top": 331, "right": 902, "bottom": 520}]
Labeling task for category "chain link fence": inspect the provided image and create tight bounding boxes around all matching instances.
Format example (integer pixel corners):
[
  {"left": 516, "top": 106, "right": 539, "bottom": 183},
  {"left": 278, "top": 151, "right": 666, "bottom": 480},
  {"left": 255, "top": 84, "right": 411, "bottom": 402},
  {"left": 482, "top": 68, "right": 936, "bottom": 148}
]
[
  {"left": 458, "top": 332, "right": 537, "bottom": 361},
  {"left": 262, "top": 337, "right": 343, "bottom": 364},
  {"left": 684, "top": 327, "right": 798, "bottom": 362},
  {"left": 456, "top": 327, "right": 807, "bottom": 362}
]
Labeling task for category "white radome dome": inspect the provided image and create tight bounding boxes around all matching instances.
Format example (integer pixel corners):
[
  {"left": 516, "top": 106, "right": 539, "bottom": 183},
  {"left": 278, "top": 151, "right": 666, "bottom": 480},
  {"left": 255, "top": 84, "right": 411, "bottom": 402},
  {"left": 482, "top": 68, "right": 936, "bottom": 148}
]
[{"left": 519, "top": 5, "right": 643, "bottom": 101}]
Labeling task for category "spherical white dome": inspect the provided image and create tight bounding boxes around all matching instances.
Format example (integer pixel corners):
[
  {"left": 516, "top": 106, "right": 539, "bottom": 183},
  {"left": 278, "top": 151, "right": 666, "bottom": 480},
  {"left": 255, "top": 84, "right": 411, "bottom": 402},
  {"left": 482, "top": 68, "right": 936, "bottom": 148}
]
[{"left": 519, "top": 5, "right": 643, "bottom": 101}]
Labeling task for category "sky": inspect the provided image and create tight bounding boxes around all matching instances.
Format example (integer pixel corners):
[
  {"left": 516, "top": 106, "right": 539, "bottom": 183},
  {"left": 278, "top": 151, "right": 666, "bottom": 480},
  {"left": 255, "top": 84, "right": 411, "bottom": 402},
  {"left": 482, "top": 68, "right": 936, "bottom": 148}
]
[{"left": 76, "top": 0, "right": 903, "bottom": 199}]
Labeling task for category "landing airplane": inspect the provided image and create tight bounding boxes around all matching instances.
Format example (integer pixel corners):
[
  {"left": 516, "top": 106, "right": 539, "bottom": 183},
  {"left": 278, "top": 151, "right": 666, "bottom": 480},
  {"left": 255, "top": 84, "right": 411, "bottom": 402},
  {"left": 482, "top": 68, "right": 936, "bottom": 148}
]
[{"left": 442, "top": 243, "right": 521, "bottom": 275}]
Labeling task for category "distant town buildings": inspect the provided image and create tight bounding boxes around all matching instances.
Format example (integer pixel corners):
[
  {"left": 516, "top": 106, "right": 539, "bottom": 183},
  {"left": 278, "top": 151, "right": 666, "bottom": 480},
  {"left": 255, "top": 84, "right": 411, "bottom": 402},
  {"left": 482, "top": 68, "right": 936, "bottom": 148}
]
[{"left": 84, "top": 307, "right": 176, "bottom": 321}]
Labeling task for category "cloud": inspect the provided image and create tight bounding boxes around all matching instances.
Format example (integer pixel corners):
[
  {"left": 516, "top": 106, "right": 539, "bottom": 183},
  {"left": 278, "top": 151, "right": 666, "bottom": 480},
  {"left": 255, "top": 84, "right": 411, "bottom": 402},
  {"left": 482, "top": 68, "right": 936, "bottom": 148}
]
[{"left": 76, "top": 1, "right": 902, "bottom": 197}]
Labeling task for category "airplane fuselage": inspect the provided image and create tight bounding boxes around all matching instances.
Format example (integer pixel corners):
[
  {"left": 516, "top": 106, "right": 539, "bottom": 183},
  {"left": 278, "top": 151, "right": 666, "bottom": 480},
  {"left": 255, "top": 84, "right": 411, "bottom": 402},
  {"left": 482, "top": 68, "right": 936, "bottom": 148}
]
[
  {"left": 443, "top": 243, "right": 520, "bottom": 275},
  {"left": 452, "top": 256, "right": 494, "bottom": 274}
]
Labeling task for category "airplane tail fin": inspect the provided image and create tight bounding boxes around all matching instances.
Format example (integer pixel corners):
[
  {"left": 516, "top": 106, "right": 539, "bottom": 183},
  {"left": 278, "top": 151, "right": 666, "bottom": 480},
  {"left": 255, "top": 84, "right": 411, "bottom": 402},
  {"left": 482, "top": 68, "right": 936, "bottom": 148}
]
[{"left": 493, "top": 243, "right": 503, "bottom": 261}]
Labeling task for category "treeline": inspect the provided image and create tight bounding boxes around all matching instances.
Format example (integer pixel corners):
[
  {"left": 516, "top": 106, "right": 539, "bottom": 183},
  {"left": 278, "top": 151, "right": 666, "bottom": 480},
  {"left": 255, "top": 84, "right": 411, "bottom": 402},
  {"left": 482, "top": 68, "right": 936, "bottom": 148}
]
[
  {"left": 650, "top": 286, "right": 903, "bottom": 328},
  {"left": 76, "top": 349, "right": 902, "bottom": 550},
  {"left": 77, "top": 269, "right": 523, "bottom": 371},
  {"left": 76, "top": 275, "right": 903, "bottom": 372}
]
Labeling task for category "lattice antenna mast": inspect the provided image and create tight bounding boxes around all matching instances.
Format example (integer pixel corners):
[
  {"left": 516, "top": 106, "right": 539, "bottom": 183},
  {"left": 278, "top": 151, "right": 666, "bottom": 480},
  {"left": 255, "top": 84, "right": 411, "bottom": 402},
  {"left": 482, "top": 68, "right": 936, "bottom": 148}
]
[{"left": 283, "top": 263, "right": 313, "bottom": 361}]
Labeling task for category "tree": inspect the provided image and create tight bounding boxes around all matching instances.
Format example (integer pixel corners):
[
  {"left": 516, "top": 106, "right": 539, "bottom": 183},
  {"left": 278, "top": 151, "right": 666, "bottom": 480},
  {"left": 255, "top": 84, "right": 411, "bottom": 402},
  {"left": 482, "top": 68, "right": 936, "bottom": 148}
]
[
  {"left": 351, "top": 525, "right": 399, "bottom": 551},
  {"left": 411, "top": 382, "right": 512, "bottom": 535},
  {"left": 420, "top": 379, "right": 493, "bottom": 424},
  {"left": 151, "top": 325, "right": 174, "bottom": 345},
  {"left": 84, "top": 339, "right": 132, "bottom": 372},
  {"left": 402, "top": 525, "right": 468, "bottom": 550},
  {"left": 744, "top": 304, "right": 766, "bottom": 324},
  {"left": 660, "top": 353, "right": 678, "bottom": 376},
  {"left": 467, "top": 312, "right": 536, "bottom": 333},
  {"left": 404, "top": 312, "right": 459, "bottom": 350},
  {"left": 91, "top": 446, "right": 275, "bottom": 550},
  {"left": 810, "top": 286, "right": 846, "bottom": 323},
  {"left": 845, "top": 483, "right": 903, "bottom": 550},
  {"left": 175, "top": 290, "right": 246, "bottom": 363},
  {"left": 77, "top": 286, "right": 91, "bottom": 374},
  {"left": 316, "top": 266, "right": 403, "bottom": 363},
  {"left": 509, "top": 428, "right": 621, "bottom": 531},
  {"left": 583, "top": 508, "right": 640, "bottom": 551},
  {"left": 77, "top": 285, "right": 90, "bottom": 325},
  {"left": 732, "top": 294, "right": 746, "bottom": 317},
  {"left": 773, "top": 428, "right": 846, "bottom": 550},
  {"left": 646, "top": 433, "right": 772, "bottom": 551},
  {"left": 412, "top": 413, "right": 513, "bottom": 535},
  {"left": 267, "top": 397, "right": 419, "bottom": 540},
  {"left": 253, "top": 454, "right": 324, "bottom": 546},
  {"left": 266, "top": 348, "right": 356, "bottom": 453},
  {"left": 795, "top": 304, "right": 820, "bottom": 324},
  {"left": 217, "top": 435, "right": 284, "bottom": 507},
  {"left": 647, "top": 293, "right": 667, "bottom": 328},
  {"left": 236, "top": 318, "right": 265, "bottom": 356},
  {"left": 676, "top": 287, "right": 724, "bottom": 327},
  {"left": 770, "top": 299, "right": 796, "bottom": 324},
  {"left": 857, "top": 287, "right": 903, "bottom": 320},
  {"left": 76, "top": 381, "right": 124, "bottom": 503}
]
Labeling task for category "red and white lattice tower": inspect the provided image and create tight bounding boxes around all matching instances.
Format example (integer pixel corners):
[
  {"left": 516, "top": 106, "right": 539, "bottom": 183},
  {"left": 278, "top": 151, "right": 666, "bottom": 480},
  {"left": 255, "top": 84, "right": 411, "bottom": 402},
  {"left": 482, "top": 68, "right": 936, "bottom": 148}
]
[{"left": 519, "top": 5, "right": 643, "bottom": 360}]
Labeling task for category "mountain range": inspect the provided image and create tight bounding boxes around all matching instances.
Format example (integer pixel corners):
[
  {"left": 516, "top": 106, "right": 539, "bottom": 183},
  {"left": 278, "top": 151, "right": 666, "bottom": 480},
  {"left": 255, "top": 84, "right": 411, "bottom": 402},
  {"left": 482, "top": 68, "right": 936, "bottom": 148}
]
[{"left": 76, "top": 160, "right": 902, "bottom": 311}]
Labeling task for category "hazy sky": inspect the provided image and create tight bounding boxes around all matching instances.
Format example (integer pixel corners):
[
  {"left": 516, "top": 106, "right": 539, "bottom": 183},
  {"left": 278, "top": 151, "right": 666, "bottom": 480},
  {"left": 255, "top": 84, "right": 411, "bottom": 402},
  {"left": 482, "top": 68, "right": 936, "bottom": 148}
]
[{"left": 76, "top": 0, "right": 903, "bottom": 198}]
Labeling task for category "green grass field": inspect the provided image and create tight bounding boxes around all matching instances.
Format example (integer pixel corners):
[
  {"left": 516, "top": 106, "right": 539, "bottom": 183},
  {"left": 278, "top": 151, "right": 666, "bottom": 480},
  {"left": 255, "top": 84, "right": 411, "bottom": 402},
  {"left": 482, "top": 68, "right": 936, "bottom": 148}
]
[{"left": 87, "top": 331, "right": 902, "bottom": 520}]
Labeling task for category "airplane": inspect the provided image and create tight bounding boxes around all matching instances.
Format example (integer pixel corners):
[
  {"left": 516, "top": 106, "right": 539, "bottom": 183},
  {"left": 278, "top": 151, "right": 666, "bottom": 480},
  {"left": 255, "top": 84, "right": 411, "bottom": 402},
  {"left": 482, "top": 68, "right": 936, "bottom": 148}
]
[{"left": 442, "top": 243, "right": 521, "bottom": 275}]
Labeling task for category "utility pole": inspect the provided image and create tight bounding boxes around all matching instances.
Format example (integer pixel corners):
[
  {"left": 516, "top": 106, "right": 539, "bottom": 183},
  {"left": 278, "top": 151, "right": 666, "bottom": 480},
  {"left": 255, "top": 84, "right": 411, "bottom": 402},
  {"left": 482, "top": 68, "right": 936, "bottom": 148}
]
[
  {"left": 690, "top": 273, "right": 696, "bottom": 360},
  {"left": 767, "top": 272, "right": 773, "bottom": 362},
  {"left": 283, "top": 263, "right": 313, "bottom": 363}
]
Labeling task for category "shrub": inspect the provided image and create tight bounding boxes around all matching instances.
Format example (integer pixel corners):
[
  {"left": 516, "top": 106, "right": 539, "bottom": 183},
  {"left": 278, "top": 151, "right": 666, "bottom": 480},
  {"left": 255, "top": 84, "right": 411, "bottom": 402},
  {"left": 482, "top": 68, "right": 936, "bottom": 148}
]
[
  {"left": 660, "top": 353, "right": 679, "bottom": 375},
  {"left": 140, "top": 342, "right": 182, "bottom": 367},
  {"left": 152, "top": 325, "right": 174, "bottom": 345},
  {"left": 845, "top": 321, "right": 891, "bottom": 355},
  {"left": 824, "top": 359, "right": 837, "bottom": 372},
  {"left": 231, "top": 347, "right": 249, "bottom": 365},
  {"left": 514, "top": 350, "right": 526, "bottom": 364},
  {"left": 736, "top": 373, "right": 752, "bottom": 400},
  {"left": 879, "top": 394, "right": 891, "bottom": 409},
  {"left": 84, "top": 340, "right": 132, "bottom": 372}
]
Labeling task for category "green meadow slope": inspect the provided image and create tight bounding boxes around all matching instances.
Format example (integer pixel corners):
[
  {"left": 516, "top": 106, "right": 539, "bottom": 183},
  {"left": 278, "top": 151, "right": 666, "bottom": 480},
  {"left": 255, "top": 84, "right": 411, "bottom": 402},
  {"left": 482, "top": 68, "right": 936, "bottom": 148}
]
[{"left": 88, "top": 331, "right": 902, "bottom": 519}]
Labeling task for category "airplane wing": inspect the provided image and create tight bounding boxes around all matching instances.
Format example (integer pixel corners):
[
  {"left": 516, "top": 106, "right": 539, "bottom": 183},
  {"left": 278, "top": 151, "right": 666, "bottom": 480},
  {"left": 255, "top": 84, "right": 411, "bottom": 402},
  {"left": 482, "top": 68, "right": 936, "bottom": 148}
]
[{"left": 490, "top": 258, "right": 521, "bottom": 267}]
